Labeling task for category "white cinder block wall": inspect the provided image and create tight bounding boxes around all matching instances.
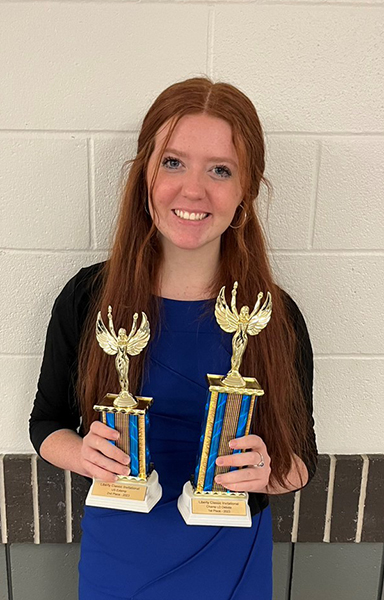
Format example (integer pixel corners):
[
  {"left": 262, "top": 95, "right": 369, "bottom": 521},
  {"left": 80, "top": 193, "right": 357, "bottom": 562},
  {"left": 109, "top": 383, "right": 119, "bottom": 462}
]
[{"left": 1, "top": 2, "right": 383, "bottom": 454}]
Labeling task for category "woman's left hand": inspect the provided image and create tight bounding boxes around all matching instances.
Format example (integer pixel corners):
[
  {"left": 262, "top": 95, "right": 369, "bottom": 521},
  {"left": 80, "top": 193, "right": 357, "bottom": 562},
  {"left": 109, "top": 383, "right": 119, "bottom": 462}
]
[{"left": 214, "top": 434, "right": 271, "bottom": 493}]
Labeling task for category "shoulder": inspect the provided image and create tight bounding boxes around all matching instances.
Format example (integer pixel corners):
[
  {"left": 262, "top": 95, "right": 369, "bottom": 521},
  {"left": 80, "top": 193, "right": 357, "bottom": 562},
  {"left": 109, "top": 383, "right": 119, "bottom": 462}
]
[
  {"left": 279, "top": 287, "right": 304, "bottom": 319},
  {"left": 51, "top": 261, "right": 106, "bottom": 334},
  {"left": 54, "top": 261, "right": 105, "bottom": 305},
  {"left": 279, "top": 288, "right": 311, "bottom": 338},
  {"left": 278, "top": 288, "right": 314, "bottom": 391},
  {"left": 279, "top": 287, "right": 313, "bottom": 366}
]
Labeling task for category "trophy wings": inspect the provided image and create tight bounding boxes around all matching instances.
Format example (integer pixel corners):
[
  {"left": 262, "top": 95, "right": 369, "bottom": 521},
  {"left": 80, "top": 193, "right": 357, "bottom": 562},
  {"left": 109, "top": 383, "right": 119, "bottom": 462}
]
[
  {"left": 127, "top": 312, "right": 150, "bottom": 356},
  {"left": 247, "top": 292, "right": 272, "bottom": 336},
  {"left": 215, "top": 286, "right": 239, "bottom": 333},
  {"left": 96, "top": 311, "right": 118, "bottom": 355}
]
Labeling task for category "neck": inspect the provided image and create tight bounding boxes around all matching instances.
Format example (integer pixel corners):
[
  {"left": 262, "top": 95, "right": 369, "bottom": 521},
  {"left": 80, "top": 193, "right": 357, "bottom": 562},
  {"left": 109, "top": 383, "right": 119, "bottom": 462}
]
[{"left": 158, "top": 241, "right": 220, "bottom": 300}]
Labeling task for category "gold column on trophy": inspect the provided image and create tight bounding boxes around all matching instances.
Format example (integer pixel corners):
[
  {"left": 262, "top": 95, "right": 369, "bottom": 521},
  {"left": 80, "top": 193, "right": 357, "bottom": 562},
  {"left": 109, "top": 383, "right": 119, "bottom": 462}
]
[
  {"left": 85, "top": 306, "right": 162, "bottom": 512},
  {"left": 178, "top": 283, "right": 272, "bottom": 527}
]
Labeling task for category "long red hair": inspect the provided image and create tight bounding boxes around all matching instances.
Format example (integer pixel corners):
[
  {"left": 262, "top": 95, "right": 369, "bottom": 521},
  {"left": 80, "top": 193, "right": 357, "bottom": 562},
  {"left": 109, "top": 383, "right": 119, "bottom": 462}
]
[{"left": 78, "top": 76, "right": 313, "bottom": 487}]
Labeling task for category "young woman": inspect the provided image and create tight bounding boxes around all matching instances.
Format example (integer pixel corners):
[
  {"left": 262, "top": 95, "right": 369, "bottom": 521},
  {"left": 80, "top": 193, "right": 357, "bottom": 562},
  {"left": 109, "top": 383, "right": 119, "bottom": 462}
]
[{"left": 30, "top": 76, "right": 317, "bottom": 600}]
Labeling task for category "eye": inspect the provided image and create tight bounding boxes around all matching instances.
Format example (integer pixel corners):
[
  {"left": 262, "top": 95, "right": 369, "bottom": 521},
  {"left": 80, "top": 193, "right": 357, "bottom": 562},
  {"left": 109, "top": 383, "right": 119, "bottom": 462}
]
[
  {"left": 162, "top": 156, "right": 182, "bottom": 170},
  {"left": 212, "top": 165, "right": 232, "bottom": 178}
]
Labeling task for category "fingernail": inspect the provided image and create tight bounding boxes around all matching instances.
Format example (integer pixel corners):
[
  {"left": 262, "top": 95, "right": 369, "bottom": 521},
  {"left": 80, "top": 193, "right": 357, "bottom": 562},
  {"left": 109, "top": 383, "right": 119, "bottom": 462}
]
[
  {"left": 229, "top": 440, "right": 236, "bottom": 448},
  {"left": 125, "top": 468, "right": 130, "bottom": 476},
  {"left": 124, "top": 457, "right": 130, "bottom": 465},
  {"left": 215, "top": 476, "right": 222, "bottom": 483},
  {"left": 216, "top": 458, "right": 224, "bottom": 466}
]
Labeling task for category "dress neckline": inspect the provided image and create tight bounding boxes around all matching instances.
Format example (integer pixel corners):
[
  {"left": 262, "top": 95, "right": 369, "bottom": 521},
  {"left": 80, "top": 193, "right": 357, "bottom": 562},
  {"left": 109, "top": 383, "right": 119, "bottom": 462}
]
[{"left": 159, "top": 296, "right": 215, "bottom": 305}]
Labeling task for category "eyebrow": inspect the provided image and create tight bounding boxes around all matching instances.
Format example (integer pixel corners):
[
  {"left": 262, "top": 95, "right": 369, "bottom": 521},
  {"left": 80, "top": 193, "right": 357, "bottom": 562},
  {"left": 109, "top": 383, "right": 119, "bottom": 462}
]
[{"left": 163, "top": 147, "right": 238, "bottom": 168}]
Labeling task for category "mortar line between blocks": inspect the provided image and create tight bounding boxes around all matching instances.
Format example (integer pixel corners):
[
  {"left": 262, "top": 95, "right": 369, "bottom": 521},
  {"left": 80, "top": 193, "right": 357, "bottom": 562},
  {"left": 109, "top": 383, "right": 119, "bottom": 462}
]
[
  {"left": 0, "top": 248, "right": 109, "bottom": 257},
  {"left": 315, "top": 354, "right": 384, "bottom": 360},
  {"left": 0, "top": 353, "right": 42, "bottom": 358},
  {"left": 308, "top": 140, "right": 322, "bottom": 249},
  {"left": 2, "top": 0, "right": 383, "bottom": 5},
  {"left": 287, "top": 543, "right": 295, "bottom": 600},
  {"left": 272, "top": 250, "right": 384, "bottom": 256},
  {"left": 355, "top": 454, "right": 369, "bottom": 543},
  {"left": 65, "top": 470, "right": 73, "bottom": 543},
  {"left": 0, "top": 455, "right": 7, "bottom": 544},
  {"left": 323, "top": 454, "right": 336, "bottom": 543},
  {"left": 1, "top": 129, "right": 384, "bottom": 138},
  {"left": 291, "top": 490, "right": 301, "bottom": 543},
  {"left": 31, "top": 455, "right": 40, "bottom": 544},
  {"left": 5, "top": 544, "right": 13, "bottom": 600},
  {"left": 0, "top": 128, "right": 137, "bottom": 137},
  {"left": 206, "top": 6, "right": 215, "bottom": 77},
  {"left": 87, "top": 137, "right": 97, "bottom": 249},
  {"left": 2, "top": 247, "right": 384, "bottom": 256}
]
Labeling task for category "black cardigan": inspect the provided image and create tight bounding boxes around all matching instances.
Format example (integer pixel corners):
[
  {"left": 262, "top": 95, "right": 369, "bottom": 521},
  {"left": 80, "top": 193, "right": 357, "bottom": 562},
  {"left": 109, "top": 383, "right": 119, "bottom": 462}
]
[{"left": 29, "top": 262, "right": 317, "bottom": 516}]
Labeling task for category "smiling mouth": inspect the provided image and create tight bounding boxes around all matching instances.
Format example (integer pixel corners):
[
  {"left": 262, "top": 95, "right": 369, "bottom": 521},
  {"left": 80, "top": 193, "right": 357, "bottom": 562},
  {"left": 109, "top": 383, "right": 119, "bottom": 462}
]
[{"left": 173, "top": 209, "right": 210, "bottom": 221}]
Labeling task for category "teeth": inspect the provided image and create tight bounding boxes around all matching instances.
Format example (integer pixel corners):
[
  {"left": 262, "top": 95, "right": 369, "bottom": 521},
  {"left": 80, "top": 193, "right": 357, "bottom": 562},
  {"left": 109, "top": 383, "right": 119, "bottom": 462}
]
[{"left": 174, "top": 209, "right": 208, "bottom": 221}]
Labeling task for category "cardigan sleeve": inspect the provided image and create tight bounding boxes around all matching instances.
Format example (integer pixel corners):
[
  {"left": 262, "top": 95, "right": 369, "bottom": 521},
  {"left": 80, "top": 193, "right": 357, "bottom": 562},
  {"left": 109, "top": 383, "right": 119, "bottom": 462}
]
[
  {"left": 248, "top": 292, "right": 317, "bottom": 513},
  {"left": 284, "top": 292, "right": 318, "bottom": 484},
  {"left": 29, "top": 263, "right": 103, "bottom": 456},
  {"left": 29, "top": 274, "right": 82, "bottom": 456}
]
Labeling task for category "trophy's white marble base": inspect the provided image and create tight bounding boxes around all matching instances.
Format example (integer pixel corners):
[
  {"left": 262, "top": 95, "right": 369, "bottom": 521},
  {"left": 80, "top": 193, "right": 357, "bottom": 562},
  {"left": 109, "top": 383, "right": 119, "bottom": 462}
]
[
  {"left": 85, "top": 470, "right": 162, "bottom": 512},
  {"left": 178, "top": 481, "right": 252, "bottom": 527}
]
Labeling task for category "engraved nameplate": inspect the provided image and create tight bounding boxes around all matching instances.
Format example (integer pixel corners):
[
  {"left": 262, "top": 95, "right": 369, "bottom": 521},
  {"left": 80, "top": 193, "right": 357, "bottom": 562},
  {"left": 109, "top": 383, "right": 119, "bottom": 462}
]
[
  {"left": 192, "top": 497, "right": 247, "bottom": 516},
  {"left": 91, "top": 481, "right": 147, "bottom": 501}
]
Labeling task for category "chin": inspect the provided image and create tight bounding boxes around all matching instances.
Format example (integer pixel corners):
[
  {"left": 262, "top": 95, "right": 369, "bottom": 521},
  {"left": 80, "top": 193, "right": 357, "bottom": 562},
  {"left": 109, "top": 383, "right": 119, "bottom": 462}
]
[
  {"left": 175, "top": 241, "right": 206, "bottom": 251},
  {"left": 159, "top": 230, "right": 219, "bottom": 253},
  {"left": 164, "top": 234, "right": 207, "bottom": 251}
]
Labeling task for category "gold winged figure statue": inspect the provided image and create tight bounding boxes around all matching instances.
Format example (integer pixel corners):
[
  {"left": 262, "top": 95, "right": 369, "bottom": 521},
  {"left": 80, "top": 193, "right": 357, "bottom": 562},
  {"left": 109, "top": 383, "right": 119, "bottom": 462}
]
[
  {"left": 96, "top": 306, "right": 150, "bottom": 408},
  {"left": 215, "top": 282, "right": 272, "bottom": 388}
]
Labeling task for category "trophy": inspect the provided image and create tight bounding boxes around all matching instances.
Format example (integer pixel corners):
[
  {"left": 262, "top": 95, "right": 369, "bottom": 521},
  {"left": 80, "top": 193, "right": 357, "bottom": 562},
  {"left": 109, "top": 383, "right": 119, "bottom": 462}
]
[
  {"left": 85, "top": 306, "right": 162, "bottom": 512},
  {"left": 178, "top": 283, "right": 272, "bottom": 527}
]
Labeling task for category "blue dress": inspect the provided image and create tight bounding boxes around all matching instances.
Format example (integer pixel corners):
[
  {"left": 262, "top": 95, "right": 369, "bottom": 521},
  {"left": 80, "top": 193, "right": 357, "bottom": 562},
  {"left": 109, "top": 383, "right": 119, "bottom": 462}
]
[{"left": 79, "top": 298, "right": 273, "bottom": 600}]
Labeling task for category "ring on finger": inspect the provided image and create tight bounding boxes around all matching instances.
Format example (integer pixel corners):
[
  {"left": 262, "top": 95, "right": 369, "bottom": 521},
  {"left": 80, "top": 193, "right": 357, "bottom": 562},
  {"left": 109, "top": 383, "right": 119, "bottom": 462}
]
[{"left": 253, "top": 451, "right": 265, "bottom": 468}]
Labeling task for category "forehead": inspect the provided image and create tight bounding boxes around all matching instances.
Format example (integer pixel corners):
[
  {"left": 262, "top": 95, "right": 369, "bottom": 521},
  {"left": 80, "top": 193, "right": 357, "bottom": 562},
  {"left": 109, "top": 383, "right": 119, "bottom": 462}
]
[{"left": 153, "top": 113, "right": 238, "bottom": 159}]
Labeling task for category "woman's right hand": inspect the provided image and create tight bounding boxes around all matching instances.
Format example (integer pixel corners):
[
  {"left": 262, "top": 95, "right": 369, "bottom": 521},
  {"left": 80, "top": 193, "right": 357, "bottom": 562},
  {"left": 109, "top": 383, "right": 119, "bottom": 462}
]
[{"left": 81, "top": 420, "right": 131, "bottom": 483}]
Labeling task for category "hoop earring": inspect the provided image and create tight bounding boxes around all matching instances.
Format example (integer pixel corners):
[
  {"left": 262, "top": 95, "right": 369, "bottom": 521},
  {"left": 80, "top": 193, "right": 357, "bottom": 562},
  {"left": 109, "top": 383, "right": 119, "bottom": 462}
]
[{"left": 229, "top": 203, "right": 247, "bottom": 230}]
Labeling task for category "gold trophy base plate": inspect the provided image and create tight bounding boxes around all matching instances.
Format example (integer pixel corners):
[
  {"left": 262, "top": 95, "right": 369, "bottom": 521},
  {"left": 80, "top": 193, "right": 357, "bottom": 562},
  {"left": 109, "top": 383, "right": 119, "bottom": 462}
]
[
  {"left": 207, "top": 374, "right": 264, "bottom": 397},
  {"left": 94, "top": 394, "right": 153, "bottom": 415},
  {"left": 177, "top": 481, "right": 251, "bottom": 527},
  {"left": 85, "top": 470, "right": 162, "bottom": 512}
]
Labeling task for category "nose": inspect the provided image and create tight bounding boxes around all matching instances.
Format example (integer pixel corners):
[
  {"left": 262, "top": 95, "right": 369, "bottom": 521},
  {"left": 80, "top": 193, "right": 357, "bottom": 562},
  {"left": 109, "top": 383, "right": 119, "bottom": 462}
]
[{"left": 181, "top": 169, "right": 206, "bottom": 201}]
